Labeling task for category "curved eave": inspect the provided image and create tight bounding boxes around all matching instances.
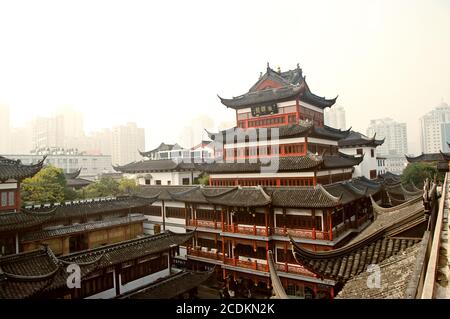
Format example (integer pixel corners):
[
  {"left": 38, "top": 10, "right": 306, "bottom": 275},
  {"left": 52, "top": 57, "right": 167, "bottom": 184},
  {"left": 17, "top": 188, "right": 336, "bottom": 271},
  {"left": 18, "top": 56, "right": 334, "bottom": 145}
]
[
  {"left": 300, "top": 93, "right": 338, "bottom": 109},
  {"left": 267, "top": 250, "right": 288, "bottom": 299},
  {"left": 217, "top": 84, "right": 305, "bottom": 109},
  {"left": 439, "top": 150, "right": 450, "bottom": 161},
  {"left": 138, "top": 150, "right": 151, "bottom": 158}
]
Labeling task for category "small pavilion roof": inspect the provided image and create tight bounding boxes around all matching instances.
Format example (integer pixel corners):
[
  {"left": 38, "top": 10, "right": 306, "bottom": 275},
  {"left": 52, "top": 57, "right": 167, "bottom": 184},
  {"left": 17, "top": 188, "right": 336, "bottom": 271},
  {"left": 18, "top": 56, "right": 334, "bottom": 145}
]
[
  {"left": 405, "top": 151, "right": 450, "bottom": 163},
  {"left": 139, "top": 143, "right": 185, "bottom": 158},
  {"left": 338, "top": 131, "right": 385, "bottom": 148}
]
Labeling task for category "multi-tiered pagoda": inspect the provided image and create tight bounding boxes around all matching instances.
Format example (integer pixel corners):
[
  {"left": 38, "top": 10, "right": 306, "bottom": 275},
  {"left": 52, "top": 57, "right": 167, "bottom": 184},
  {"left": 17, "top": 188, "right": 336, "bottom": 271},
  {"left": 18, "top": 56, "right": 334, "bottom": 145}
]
[{"left": 204, "top": 63, "right": 362, "bottom": 187}]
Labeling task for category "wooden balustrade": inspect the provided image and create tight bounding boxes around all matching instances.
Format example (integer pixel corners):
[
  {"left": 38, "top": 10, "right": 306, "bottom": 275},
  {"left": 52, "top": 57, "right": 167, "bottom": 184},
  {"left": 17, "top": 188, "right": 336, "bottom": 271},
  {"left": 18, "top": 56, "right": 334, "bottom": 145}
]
[
  {"left": 222, "top": 224, "right": 270, "bottom": 236},
  {"left": 187, "top": 248, "right": 222, "bottom": 260},
  {"left": 188, "top": 219, "right": 222, "bottom": 230},
  {"left": 224, "top": 257, "right": 269, "bottom": 272},
  {"left": 274, "top": 227, "right": 330, "bottom": 240},
  {"left": 275, "top": 262, "right": 316, "bottom": 277}
]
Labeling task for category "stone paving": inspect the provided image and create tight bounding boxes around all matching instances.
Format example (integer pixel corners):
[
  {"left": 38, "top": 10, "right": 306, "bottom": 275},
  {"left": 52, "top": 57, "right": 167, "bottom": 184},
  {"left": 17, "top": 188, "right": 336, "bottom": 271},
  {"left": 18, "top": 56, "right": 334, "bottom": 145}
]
[{"left": 436, "top": 182, "right": 450, "bottom": 298}]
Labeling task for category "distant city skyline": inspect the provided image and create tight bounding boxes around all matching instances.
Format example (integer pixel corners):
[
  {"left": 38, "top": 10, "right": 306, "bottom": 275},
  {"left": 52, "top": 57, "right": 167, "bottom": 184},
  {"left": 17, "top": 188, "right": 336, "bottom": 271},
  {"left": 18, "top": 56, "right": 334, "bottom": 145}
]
[{"left": 0, "top": 1, "right": 449, "bottom": 156}]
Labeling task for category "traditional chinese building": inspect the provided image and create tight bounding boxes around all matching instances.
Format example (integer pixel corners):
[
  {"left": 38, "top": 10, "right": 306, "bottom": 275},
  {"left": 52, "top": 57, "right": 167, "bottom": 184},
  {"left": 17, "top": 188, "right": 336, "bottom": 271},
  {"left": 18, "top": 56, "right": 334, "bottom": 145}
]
[
  {"left": 0, "top": 155, "right": 45, "bottom": 213},
  {"left": 338, "top": 131, "right": 385, "bottom": 179},
  {"left": 202, "top": 64, "right": 366, "bottom": 187},
  {"left": 405, "top": 151, "right": 450, "bottom": 172},
  {"left": 0, "top": 230, "right": 193, "bottom": 299},
  {"left": 65, "top": 169, "right": 93, "bottom": 190},
  {"left": 114, "top": 159, "right": 201, "bottom": 186},
  {"left": 0, "top": 195, "right": 157, "bottom": 256},
  {"left": 134, "top": 176, "right": 404, "bottom": 298},
  {"left": 285, "top": 180, "right": 436, "bottom": 299}
]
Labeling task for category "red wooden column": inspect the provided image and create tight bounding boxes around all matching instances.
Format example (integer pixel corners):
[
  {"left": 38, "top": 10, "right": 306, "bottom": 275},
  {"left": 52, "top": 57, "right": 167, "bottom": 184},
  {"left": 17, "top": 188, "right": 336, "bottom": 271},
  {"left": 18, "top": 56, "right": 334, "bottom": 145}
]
[
  {"left": 311, "top": 208, "right": 316, "bottom": 240},
  {"left": 184, "top": 203, "right": 188, "bottom": 227},
  {"left": 264, "top": 207, "right": 269, "bottom": 236},
  {"left": 221, "top": 209, "right": 225, "bottom": 232},
  {"left": 161, "top": 200, "right": 166, "bottom": 231},
  {"left": 222, "top": 238, "right": 226, "bottom": 262},
  {"left": 284, "top": 242, "right": 288, "bottom": 271},
  {"left": 15, "top": 184, "right": 21, "bottom": 212},
  {"left": 265, "top": 241, "right": 270, "bottom": 272},
  {"left": 328, "top": 210, "right": 333, "bottom": 241}
]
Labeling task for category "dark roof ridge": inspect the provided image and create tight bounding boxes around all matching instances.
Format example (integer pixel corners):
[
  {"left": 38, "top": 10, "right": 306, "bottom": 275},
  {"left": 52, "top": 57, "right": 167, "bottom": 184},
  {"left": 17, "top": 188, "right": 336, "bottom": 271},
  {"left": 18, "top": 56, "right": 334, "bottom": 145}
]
[
  {"left": 201, "top": 186, "right": 238, "bottom": 198},
  {"left": 62, "top": 230, "right": 194, "bottom": 261},
  {"left": 315, "top": 183, "right": 343, "bottom": 203}
]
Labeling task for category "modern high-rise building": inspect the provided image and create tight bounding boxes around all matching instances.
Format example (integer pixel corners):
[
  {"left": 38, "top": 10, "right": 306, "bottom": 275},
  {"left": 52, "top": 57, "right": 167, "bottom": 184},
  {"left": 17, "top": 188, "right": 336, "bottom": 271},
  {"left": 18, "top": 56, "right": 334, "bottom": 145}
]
[
  {"left": 31, "top": 116, "right": 65, "bottom": 150},
  {"left": 111, "top": 122, "right": 145, "bottom": 165},
  {"left": 324, "top": 105, "right": 346, "bottom": 130},
  {"left": 30, "top": 106, "right": 85, "bottom": 151},
  {"left": 87, "top": 128, "right": 113, "bottom": 155},
  {"left": 366, "top": 118, "right": 408, "bottom": 156},
  {"left": 420, "top": 101, "right": 450, "bottom": 154},
  {"left": 0, "top": 105, "right": 11, "bottom": 153}
]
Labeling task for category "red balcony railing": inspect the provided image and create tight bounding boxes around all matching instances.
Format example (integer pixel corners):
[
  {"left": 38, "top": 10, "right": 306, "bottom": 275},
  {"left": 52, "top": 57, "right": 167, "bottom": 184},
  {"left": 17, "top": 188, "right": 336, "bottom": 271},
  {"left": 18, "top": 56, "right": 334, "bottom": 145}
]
[
  {"left": 224, "top": 257, "right": 269, "bottom": 272},
  {"left": 187, "top": 247, "right": 223, "bottom": 260},
  {"left": 275, "top": 262, "right": 317, "bottom": 278},
  {"left": 274, "top": 227, "right": 330, "bottom": 241},
  {"left": 187, "top": 219, "right": 223, "bottom": 230},
  {"left": 223, "top": 224, "right": 270, "bottom": 236}
]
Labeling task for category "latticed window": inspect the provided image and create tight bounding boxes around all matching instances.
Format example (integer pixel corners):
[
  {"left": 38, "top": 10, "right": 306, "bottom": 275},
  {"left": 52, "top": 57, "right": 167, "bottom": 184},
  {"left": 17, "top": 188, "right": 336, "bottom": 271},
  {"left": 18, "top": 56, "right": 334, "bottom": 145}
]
[
  {"left": 196, "top": 209, "right": 217, "bottom": 221},
  {"left": 144, "top": 205, "right": 162, "bottom": 216},
  {"left": 166, "top": 207, "right": 185, "bottom": 218},
  {"left": 276, "top": 215, "right": 322, "bottom": 230}
]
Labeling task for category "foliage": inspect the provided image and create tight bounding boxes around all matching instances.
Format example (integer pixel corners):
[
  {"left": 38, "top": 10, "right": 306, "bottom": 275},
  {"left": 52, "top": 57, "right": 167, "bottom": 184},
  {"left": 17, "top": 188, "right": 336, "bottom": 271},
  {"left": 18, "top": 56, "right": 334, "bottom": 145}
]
[
  {"left": 21, "top": 165, "right": 66, "bottom": 204},
  {"left": 118, "top": 178, "right": 139, "bottom": 195},
  {"left": 78, "top": 176, "right": 120, "bottom": 199},
  {"left": 401, "top": 162, "right": 444, "bottom": 186},
  {"left": 195, "top": 173, "right": 210, "bottom": 186}
]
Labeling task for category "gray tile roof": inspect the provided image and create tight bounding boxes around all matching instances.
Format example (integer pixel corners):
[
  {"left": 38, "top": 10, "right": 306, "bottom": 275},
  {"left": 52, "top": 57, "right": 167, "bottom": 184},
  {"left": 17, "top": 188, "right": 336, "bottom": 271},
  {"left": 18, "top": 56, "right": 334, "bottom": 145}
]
[
  {"left": 338, "top": 131, "right": 384, "bottom": 148},
  {"left": 219, "top": 65, "right": 337, "bottom": 109},
  {"left": 336, "top": 243, "right": 421, "bottom": 299},
  {"left": 207, "top": 122, "right": 350, "bottom": 142},
  {"left": 21, "top": 214, "right": 147, "bottom": 242},
  {"left": 121, "top": 269, "right": 214, "bottom": 299},
  {"left": 290, "top": 192, "right": 427, "bottom": 283},
  {"left": 0, "top": 196, "right": 157, "bottom": 234},
  {"left": 114, "top": 159, "right": 197, "bottom": 173},
  {"left": 199, "top": 152, "right": 362, "bottom": 174},
  {"left": 0, "top": 155, "right": 45, "bottom": 182},
  {"left": 0, "top": 230, "right": 192, "bottom": 299}
]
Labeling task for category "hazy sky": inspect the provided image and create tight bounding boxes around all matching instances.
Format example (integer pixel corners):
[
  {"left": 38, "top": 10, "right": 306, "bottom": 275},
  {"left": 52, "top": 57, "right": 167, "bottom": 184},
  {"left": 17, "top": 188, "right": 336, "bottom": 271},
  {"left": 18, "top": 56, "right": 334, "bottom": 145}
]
[{"left": 0, "top": 0, "right": 449, "bottom": 154}]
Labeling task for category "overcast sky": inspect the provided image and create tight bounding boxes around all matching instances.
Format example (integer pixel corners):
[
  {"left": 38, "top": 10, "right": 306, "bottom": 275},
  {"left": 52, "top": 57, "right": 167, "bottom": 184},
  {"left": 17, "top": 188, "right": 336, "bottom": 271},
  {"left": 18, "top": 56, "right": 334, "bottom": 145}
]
[{"left": 0, "top": 0, "right": 449, "bottom": 155}]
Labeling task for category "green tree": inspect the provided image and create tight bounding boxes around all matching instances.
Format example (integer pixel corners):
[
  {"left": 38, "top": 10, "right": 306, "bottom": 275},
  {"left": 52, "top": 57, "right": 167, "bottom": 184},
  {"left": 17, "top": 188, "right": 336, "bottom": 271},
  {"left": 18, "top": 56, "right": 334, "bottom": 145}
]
[
  {"left": 402, "top": 162, "right": 444, "bottom": 186},
  {"left": 21, "top": 165, "right": 66, "bottom": 204},
  {"left": 118, "top": 178, "right": 139, "bottom": 195},
  {"left": 195, "top": 173, "right": 210, "bottom": 186},
  {"left": 79, "top": 176, "right": 120, "bottom": 198}
]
